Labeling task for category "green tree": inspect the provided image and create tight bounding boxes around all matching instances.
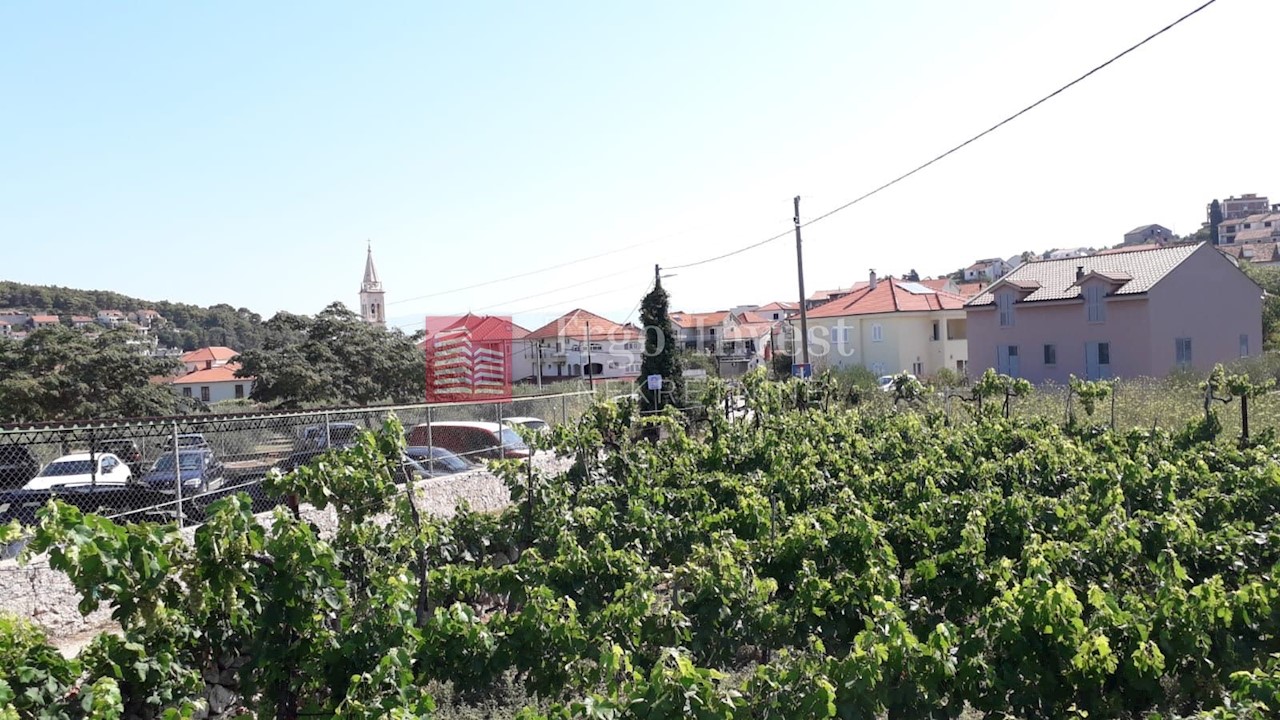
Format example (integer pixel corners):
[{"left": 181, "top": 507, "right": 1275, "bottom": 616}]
[
  {"left": 235, "top": 303, "right": 425, "bottom": 408},
  {"left": 1239, "top": 263, "right": 1280, "bottom": 350},
  {"left": 638, "top": 280, "right": 684, "bottom": 410},
  {"left": 678, "top": 349, "right": 718, "bottom": 377},
  {"left": 0, "top": 327, "right": 188, "bottom": 423},
  {"left": 1208, "top": 198, "right": 1223, "bottom": 245}
]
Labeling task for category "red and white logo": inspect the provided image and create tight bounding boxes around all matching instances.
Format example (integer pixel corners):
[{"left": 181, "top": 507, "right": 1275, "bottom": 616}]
[{"left": 423, "top": 315, "right": 513, "bottom": 403}]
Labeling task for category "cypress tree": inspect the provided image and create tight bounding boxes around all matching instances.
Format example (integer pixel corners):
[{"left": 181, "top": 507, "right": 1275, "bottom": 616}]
[
  {"left": 639, "top": 279, "right": 684, "bottom": 410},
  {"left": 1208, "top": 199, "right": 1223, "bottom": 245}
]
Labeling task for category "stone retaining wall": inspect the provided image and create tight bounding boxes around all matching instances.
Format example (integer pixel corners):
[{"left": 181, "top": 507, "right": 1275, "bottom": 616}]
[{"left": 0, "top": 454, "right": 567, "bottom": 651}]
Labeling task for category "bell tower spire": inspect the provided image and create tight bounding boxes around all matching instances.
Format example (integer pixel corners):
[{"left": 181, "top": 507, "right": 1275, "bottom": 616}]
[{"left": 359, "top": 240, "right": 386, "bottom": 326}]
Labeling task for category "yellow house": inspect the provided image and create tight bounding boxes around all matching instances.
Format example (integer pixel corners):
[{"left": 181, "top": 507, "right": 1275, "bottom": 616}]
[{"left": 794, "top": 273, "right": 970, "bottom": 378}]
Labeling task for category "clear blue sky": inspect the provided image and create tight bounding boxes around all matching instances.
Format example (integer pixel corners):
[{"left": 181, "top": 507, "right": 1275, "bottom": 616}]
[{"left": 3, "top": 1, "right": 1277, "bottom": 332}]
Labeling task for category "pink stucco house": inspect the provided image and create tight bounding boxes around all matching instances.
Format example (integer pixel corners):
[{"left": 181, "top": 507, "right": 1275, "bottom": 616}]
[{"left": 966, "top": 243, "right": 1262, "bottom": 382}]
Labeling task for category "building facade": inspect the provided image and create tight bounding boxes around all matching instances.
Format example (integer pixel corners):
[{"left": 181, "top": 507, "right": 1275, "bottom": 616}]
[
  {"left": 171, "top": 364, "right": 254, "bottom": 404},
  {"left": 1123, "top": 224, "right": 1173, "bottom": 246},
  {"left": 966, "top": 243, "right": 1261, "bottom": 382},
  {"left": 797, "top": 273, "right": 970, "bottom": 378},
  {"left": 525, "top": 309, "right": 643, "bottom": 382}
]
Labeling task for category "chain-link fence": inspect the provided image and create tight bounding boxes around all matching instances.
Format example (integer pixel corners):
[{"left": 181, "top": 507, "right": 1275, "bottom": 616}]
[
  {"left": 0, "top": 391, "right": 596, "bottom": 546},
  {"left": 926, "top": 378, "right": 1280, "bottom": 439}
]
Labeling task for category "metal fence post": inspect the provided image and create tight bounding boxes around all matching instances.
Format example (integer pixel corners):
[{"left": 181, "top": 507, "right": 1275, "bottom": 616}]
[
  {"left": 324, "top": 410, "right": 332, "bottom": 449},
  {"left": 171, "top": 421, "right": 183, "bottom": 529},
  {"left": 561, "top": 393, "right": 568, "bottom": 427},
  {"left": 425, "top": 405, "right": 434, "bottom": 475},
  {"left": 1110, "top": 382, "right": 1117, "bottom": 430}
]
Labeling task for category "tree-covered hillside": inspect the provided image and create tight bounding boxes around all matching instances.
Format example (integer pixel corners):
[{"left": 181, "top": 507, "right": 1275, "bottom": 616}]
[{"left": 0, "top": 281, "right": 265, "bottom": 351}]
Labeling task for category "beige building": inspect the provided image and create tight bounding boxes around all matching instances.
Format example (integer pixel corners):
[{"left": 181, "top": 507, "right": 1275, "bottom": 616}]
[{"left": 796, "top": 272, "right": 970, "bottom": 378}]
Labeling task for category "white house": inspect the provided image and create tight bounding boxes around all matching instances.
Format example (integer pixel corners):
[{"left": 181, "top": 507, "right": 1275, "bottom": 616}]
[
  {"left": 964, "top": 258, "right": 1013, "bottom": 282},
  {"left": 796, "top": 271, "right": 970, "bottom": 378},
  {"left": 170, "top": 363, "right": 254, "bottom": 403},
  {"left": 526, "top": 309, "right": 643, "bottom": 383}
]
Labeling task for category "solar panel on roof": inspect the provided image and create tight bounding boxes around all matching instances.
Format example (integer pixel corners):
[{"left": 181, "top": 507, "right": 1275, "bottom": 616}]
[{"left": 896, "top": 282, "right": 936, "bottom": 295}]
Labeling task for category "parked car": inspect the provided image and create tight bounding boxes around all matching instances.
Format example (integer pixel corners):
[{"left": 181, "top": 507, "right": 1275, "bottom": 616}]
[
  {"left": 297, "top": 422, "right": 362, "bottom": 451},
  {"left": 0, "top": 445, "right": 40, "bottom": 491},
  {"left": 405, "top": 421, "right": 530, "bottom": 462},
  {"left": 140, "top": 449, "right": 225, "bottom": 494},
  {"left": 502, "top": 416, "right": 549, "bottom": 435},
  {"left": 878, "top": 373, "right": 917, "bottom": 392},
  {"left": 271, "top": 447, "right": 436, "bottom": 490},
  {"left": 404, "top": 446, "right": 475, "bottom": 477},
  {"left": 91, "top": 439, "right": 144, "bottom": 477},
  {"left": 23, "top": 453, "right": 132, "bottom": 490},
  {"left": 162, "top": 433, "right": 210, "bottom": 451}
]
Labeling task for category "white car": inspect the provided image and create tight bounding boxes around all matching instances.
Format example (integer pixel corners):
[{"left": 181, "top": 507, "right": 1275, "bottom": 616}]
[
  {"left": 503, "top": 416, "right": 549, "bottom": 434},
  {"left": 23, "top": 453, "right": 133, "bottom": 490},
  {"left": 878, "top": 373, "right": 917, "bottom": 392}
]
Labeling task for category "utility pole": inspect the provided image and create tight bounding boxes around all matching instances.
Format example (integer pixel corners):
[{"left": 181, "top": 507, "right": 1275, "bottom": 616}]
[
  {"left": 654, "top": 263, "right": 661, "bottom": 286},
  {"left": 794, "top": 196, "right": 811, "bottom": 369},
  {"left": 585, "top": 320, "right": 593, "bottom": 389}
]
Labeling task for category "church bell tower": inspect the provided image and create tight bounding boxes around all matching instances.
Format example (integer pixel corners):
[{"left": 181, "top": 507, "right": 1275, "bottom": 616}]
[{"left": 360, "top": 242, "right": 386, "bottom": 326}]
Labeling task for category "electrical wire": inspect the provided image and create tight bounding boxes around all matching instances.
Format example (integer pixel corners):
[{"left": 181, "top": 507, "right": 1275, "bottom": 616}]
[
  {"left": 473, "top": 268, "right": 636, "bottom": 313},
  {"left": 665, "top": 0, "right": 1220, "bottom": 271},
  {"left": 386, "top": 239, "right": 653, "bottom": 306}
]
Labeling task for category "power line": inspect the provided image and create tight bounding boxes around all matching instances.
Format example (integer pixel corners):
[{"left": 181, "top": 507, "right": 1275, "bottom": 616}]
[
  {"left": 507, "top": 280, "right": 647, "bottom": 318},
  {"left": 387, "top": 222, "right": 713, "bottom": 308},
  {"left": 666, "top": 0, "right": 1220, "bottom": 272},
  {"left": 471, "top": 268, "right": 636, "bottom": 313},
  {"left": 394, "top": 276, "right": 649, "bottom": 332},
  {"left": 387, "top": 239, "right": 651, "bottom": 307}
]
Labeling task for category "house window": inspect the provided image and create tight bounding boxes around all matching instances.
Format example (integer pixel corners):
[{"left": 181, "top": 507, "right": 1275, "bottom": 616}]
[
  {"left": 1084, "top": 284, "right": 1106, "bottom": 323},
  {"left": 912, "top": 361, "right": 923, "bottom": 375},
  {"left": 1097, "top": 342, "right": 1110, "bottom": 366},
  {"left": 182, "top": 387, "right": 192, "bottom": 398},
  {"left": 871, "top": 324, "right": 883, "bottom": 342},
  {"left": 1240, "top": 334, "right": 1250, "bottom": 358},
  {"left": 1175, "top": 337, "right": 1192, "bottom": 368},
  {"left": 997, "top": 292, "right": 1015, "bottom": 327},
  {"left": 931, "top": 321, "right": 940, "bottom": 341},
  {"left": 200, "top": 386, "right": 211, "bottom": 402},
  {"left": 1043, "top": 344, "right": 1057, "bottom": 365},
  {"left": 834, "top": 326, "right": 850, "bottom": 349},
  {"left": 234, "top": 384, "right": 245, "bottom": 399}
]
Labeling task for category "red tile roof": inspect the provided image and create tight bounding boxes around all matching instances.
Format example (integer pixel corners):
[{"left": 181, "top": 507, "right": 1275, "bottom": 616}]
[
  {"left": 526, "top": 309, "right": 641, "bottom": 341},
  {"left": 180, "top": 346, "right": 240, "bottom": 364},
  {"left": 670, "top": 311, "right": 730, "bottom": 328},
  {"left": 171, "top": 363, "right": 253, "bottom": 385},
  {"left": 417, "top": 314, "right": 531, "bottom": 346},
  {"left": 953, "top": 282, "right": 988, "bottom": 298},
  {"left": 806, "top": 278, "right": 968, "bottom": 319},
  {"left": 806, "top": 283, "right": 869, "bottom": 303},
  {"left": 31, "top": 315, "right": 59, "bottom": 323},
  {"left": 722, "top": 322, "right": 775, "bottom": 341}
]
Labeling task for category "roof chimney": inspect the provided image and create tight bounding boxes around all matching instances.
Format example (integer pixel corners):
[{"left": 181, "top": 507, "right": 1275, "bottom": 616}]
[
  {"left": 1076, "top": 266, "right": 1085, "bottom": 281},
  {"left": 869, "top": 269, "right": 878, "bottom": 290}
]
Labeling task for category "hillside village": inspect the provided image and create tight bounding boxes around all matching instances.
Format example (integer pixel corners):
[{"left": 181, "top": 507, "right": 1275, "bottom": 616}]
[{"left": 1, "top": 192, "right": 1276, "bottom": 407}]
